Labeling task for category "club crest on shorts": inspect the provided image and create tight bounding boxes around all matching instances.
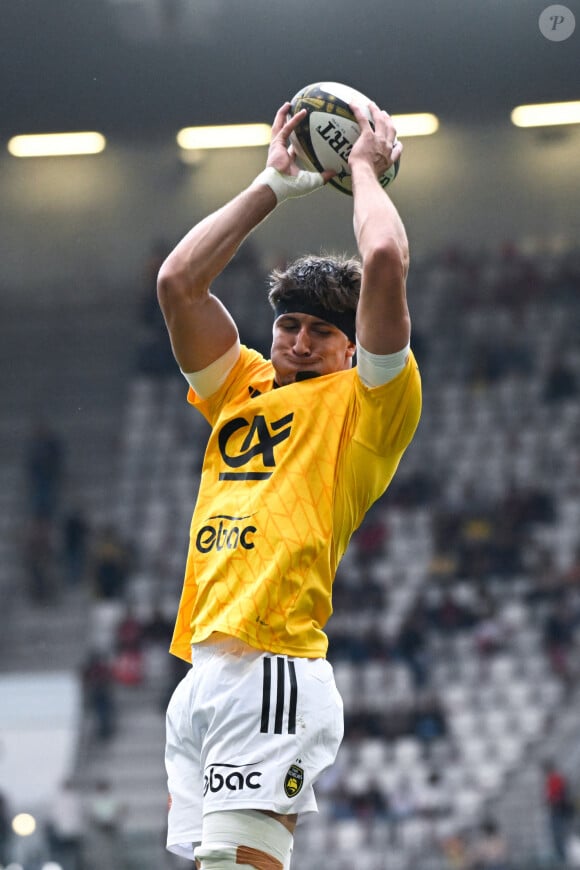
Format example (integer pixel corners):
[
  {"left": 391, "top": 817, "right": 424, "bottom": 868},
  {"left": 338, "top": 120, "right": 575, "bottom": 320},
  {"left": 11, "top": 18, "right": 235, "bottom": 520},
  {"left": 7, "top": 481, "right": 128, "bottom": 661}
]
[{"left": 284, "top": 763, "right": 304, "bottom": 798}]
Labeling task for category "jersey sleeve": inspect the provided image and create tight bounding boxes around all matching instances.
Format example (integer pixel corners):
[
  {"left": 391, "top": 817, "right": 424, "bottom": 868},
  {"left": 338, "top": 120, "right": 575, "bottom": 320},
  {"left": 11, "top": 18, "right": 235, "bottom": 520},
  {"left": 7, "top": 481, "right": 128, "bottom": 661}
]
[
  {"left": 186, "top": 346, "right": 273, "bottom": 426},
  {"left": 333, "top": 351, "right": 422, "bottom": 537},
  {"left": 353, "top": 349, "right": 422, "bottom": 455},
  {"left": 181, "top": 339, "right": 241, "bottom": 399}
]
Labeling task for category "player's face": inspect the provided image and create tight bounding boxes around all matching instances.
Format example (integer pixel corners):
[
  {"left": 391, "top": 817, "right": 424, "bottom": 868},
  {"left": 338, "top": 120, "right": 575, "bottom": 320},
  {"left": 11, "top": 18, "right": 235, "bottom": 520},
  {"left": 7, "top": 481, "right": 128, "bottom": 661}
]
[{"left": 271, "top": 312, "right": 356, "bottom": 386}]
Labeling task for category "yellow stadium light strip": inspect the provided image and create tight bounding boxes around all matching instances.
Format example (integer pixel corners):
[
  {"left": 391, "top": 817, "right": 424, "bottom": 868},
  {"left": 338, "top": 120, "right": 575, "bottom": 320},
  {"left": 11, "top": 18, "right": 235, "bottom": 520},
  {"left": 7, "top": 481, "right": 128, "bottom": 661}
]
[
  {"left": 177, "top": 123, "right": 272, "bottom": 151},
  {"left": 511, "top": 101, "right": 580, "bottom": 128},
  {"left": 391, "top": 113, "right": 440, "bottom": 137},
  {"left": 7, "top": 131, "right": 106, "bottom": 157}
]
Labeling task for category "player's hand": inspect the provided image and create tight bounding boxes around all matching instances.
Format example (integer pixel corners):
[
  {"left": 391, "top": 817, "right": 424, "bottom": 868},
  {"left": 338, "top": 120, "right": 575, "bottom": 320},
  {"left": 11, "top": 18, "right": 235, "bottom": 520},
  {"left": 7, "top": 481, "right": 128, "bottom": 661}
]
[
  {"left": 267, "top": 103, "right": 335, "bottom": 183},
  {"left": 267, "top": 102, "right": 304, "bottom": 177},
  {"left": 349, "top": 101, "right": 403, "bottom": 177},
  {"left": 254, "top": 103, "right": 335, "bottom": 204}
]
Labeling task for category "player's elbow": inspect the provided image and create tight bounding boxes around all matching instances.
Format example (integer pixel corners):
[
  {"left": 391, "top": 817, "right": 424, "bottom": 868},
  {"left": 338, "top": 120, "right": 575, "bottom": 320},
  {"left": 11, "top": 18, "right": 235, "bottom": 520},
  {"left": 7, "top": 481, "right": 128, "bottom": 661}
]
[
  {"left": 366, "top": 237, "right": 409, "bottom": 282},
  {"left": 156, "top": 256, "right": 195, "bottom": 314}
]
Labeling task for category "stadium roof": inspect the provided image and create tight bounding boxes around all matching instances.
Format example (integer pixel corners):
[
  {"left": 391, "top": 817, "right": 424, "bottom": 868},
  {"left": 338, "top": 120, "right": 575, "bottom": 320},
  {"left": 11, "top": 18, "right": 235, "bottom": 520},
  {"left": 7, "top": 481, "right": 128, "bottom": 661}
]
[{"left": 1, "top": 0, "right": 578, "bottom": 140}]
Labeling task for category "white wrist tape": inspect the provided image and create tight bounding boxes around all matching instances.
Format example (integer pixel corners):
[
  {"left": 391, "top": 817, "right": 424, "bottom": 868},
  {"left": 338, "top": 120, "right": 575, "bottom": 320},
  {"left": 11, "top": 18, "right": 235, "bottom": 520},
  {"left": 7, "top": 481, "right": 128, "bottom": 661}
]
[{"left": 255, "top": 166, "right": 325, "bottom": 204}]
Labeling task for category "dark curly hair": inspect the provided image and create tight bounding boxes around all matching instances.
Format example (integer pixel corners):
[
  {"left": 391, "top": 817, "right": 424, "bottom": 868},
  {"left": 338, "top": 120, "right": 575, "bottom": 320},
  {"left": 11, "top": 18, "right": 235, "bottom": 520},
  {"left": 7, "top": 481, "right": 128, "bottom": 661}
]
[{"left": 268, "top": 254, "right": 361, "bottom": 314}]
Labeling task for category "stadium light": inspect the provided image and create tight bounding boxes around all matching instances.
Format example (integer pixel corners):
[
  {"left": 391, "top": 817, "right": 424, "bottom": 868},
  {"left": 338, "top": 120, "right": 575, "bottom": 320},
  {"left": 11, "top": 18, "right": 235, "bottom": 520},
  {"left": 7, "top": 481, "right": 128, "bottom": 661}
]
[
  {"left": 12, "top": 812, "right": 36, "bottom": 836},
  {"left": 391, "top": 113, "right": 440, "bottom": 136},
  {"left": 511, "top": 101, "right": 580, "bottom": 128},
  {"left": 177, "top": 123, "right": 272, "bottom": 151},
  {"left": 7, "top": 132, "right": 107, "bottom": 157}
]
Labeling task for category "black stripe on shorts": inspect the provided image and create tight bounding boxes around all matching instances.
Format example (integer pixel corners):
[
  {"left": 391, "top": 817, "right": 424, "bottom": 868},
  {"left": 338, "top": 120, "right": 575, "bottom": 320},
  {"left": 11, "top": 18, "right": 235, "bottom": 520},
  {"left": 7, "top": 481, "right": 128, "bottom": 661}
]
[
  {"left": 260, "top": 657, "right": 271, "bottom": 733},
  {"left": 260, "top": 656, "right": 298, "bottom": 735}
]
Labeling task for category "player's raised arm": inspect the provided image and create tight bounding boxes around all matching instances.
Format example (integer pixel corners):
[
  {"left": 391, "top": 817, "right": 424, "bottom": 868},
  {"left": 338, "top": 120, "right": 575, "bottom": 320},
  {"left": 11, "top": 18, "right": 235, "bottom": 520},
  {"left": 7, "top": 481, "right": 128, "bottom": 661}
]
[
  {"left": 157, "top": 104, "right": 329, "bottom": 374},
  {"left": 156, "top": 176, "right": 273, "bottom": 375},
  {"left": 348, "top": 102, "right": 410, "bottom": 356}
]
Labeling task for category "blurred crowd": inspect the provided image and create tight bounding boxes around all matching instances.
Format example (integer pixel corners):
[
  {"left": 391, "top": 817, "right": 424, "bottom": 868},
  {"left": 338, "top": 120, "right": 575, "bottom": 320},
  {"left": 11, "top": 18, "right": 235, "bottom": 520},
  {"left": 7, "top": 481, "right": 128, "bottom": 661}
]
[{"left": 12, "top": 239, "right": 580, "bottom": 869}]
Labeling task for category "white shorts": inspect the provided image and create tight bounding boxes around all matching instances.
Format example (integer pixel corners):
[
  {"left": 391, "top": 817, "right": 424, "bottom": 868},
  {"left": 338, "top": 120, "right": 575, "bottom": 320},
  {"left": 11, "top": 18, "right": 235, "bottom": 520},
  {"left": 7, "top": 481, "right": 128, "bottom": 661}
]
[{"left": 165, "top": 635, "right": 344, "bottom": 859}]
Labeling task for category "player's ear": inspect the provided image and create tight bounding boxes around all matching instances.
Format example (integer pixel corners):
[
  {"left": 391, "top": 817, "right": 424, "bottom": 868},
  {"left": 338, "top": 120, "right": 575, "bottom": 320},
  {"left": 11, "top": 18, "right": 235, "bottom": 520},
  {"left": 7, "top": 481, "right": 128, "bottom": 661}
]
[{"left": 346, "top": 341, "right": 356, "bottom": 360}]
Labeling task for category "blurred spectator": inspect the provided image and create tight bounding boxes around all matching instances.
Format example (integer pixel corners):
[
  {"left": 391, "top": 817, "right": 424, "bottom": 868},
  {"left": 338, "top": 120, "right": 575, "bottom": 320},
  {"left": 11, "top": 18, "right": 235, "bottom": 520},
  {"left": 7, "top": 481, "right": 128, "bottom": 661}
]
[
  {"left": 23, "top": 516, "right": 59, "bottom": 602},
  {"left": 327, "top": 628, "right": 377, "bottom": 664},
  {"left": 389, "top": 775, "right": 418, "bottom": 842},
  {"left": 345, "top": 709, "right": 410, "bottom": 741},
  {"left": 543, "top": 759, "right": 575, "bottom": 862},
  {"left": 116, "top": 605, "right": 144, "bottom": 653},
  {"left": 357, "top": 569, "right": 387, "bottom": 611},
  {"left": 542, "top": 600, "right": 578, "bottom": 688},
  {"left": 562, "top": 546, "right": 580, "bottom": 589},
  {"left": 411, "top": 695, "right": 447, "bottom": 746},
  {"left": 467, "top": 818, "right": 510, "bottom": 870},
  {"left": 353, "top": 504, "right": 390, "bottom": 566},
  {"left": 351, "top": 779, "right": 389, "bottom": 822},
  {"left": 441, "top": 829, "right": 470, "bottom": 870},
  {"left": 456, "top": 515, "right": 495, "bottom": 582},
  {"left": 86, "top": 779, "right": 125, "bottom": 867},
  {"left": 82, "top": 651, "right": 117, "bottom": 741},
  {"left": 45, "top": 778, "right": 86, "bottom": 870},
  {"left": 489, "top": 522, "right": 524, "bottom": 577},
  {"left": 542, "top": 355, "right": 577, "bottom": 403},
  {"left": 526, "top": 545, "right": 564, "bottom": 603},
  {"left": 417, "top": 770, "right": 451, "bottom": 821},
  {"left": 331, "top": 564, "right": 386, "bottom": 615},
  {"left": 328, "top": 782, "right": 357, "bottom": 821},
  {"left": 91, "top": 525, "right": 132, "bottom": 600},
  {"left": 112, "top": 648, "right": 145, "bottom": 686},
  {"left": 25, "top": 419, "right": 65, "bottom": 519},
  {"left": 389, "top": 469, "right": 435, "bottom": 508},
  {"left": 141, "top": 604, "right": 174, "bottom": 687},
  {"left": 429, "top": 483, "right": 556, "bottom": 588},
  {"left": 501, "top": 483, "right": 555, "bottom": 531},
  {"left": 62, "top": 503, "right": 91, "bottom": 587},
  {"left": 364, "top": 625, "right": 391, "bottom": 661},
  {"left": 431, "top": 509, "right": 464, "bottom": 560},
  {"left": 473, "top": 597, "right": 506, "bottom": 659},
  {"left": 426, "top": 587, "right": 477, "bottom": 634},
  {"left": 143, "top": 604, "right": 173, "bottom": 646},
  {"left": 112, "top": 607, "right": 145, "bottom": 686},
  {"left": 394, "top": 606, "right": 430, "bottom": 689}
]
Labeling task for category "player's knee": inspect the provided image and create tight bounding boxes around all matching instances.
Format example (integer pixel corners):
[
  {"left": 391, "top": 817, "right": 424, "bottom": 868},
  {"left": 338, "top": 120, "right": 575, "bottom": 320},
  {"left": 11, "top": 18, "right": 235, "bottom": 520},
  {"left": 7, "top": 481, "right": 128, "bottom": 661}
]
[{"left": 194, "top": 809, "right": 293, "bottom": 870}]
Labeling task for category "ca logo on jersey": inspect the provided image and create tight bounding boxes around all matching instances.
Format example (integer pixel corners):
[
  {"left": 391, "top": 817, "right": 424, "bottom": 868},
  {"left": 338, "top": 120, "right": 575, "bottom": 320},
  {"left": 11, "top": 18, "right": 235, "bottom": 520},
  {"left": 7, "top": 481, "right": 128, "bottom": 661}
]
[{"left": 218, "top": 413, "right": 293, "bottom": 481}]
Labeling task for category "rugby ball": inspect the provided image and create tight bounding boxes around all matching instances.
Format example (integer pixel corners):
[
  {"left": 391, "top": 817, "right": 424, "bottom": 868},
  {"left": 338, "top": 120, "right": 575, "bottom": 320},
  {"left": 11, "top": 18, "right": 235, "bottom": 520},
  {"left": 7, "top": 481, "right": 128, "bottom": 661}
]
[{"left": 288, "top": 81, "right": 400, "bottom": 196}]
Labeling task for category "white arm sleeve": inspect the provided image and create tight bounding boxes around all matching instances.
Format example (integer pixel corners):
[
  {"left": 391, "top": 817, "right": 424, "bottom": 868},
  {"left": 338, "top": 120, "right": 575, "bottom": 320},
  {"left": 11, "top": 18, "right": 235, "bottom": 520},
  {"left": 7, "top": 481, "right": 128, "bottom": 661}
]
[
  {"left": 356, "top": 340, "right": 410, "bottom": 388},
  {"left": 181, "top": 339, "right": 241, "bottom": 399}
]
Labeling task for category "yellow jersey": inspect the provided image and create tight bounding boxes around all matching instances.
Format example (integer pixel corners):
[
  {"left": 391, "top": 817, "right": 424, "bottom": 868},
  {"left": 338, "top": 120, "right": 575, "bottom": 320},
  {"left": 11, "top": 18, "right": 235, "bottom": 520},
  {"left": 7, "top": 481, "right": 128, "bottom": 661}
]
[{"left": 170, "top": 345, "right": 421, "bottom": 662}]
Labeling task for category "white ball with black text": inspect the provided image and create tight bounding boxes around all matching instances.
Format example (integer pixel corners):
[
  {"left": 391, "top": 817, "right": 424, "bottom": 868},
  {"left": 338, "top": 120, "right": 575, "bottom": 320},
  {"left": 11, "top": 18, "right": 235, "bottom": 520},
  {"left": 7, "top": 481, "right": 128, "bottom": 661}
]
[{"left": 288, "top": 81, "right": 401, "bottom": 196}]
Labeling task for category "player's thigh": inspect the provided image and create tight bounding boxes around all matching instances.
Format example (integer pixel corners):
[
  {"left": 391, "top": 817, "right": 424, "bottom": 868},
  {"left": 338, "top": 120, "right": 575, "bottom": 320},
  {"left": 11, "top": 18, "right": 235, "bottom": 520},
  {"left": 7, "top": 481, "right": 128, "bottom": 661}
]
[
  {"left": 195, "top": 808, "right": 294, "bottom": 869},
  {"left": 166, "top": 669, "right": 204, "bottom": 855},
  {"left": 201, "top": 653, "right": 344, "bottom": 816}
]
